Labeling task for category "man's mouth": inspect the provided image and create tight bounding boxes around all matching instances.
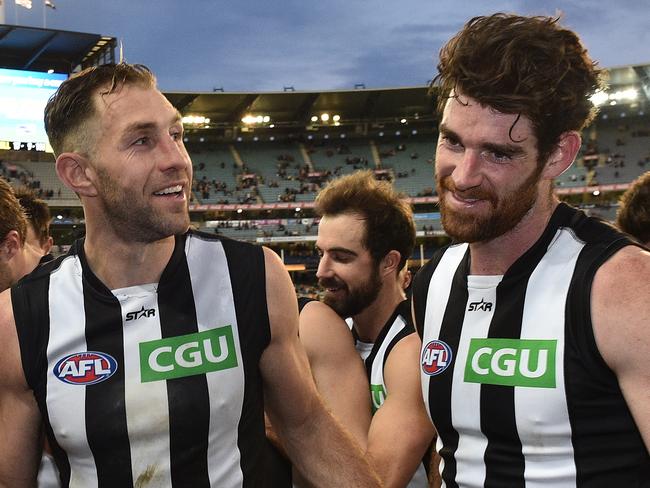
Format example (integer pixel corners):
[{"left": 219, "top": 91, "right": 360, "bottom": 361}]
[{"left": 153, "top": 185, "right": 184, "bottom": 197}]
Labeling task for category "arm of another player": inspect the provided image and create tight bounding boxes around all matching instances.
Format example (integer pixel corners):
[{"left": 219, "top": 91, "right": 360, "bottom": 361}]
[
  {"left": 0, "top": 290, "right": 43, "bottom": 487},
  {"left": 592, "top": 245, "right": 650, "bottom": 451},
  {"left": 259, "top": 248, "right": 382, "bottom": 487},
  {"left": 299, "top": 299, "right": 372, "bottom": 449},
  {"left": 366, "top": 333, "right": 435, "bottom": 487}
]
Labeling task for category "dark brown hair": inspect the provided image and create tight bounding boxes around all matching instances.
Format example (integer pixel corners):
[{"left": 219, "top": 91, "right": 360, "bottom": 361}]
[
  {"left": 14, "top": 188, "right": 51, "bottom": 246},
  {"left": 434, "top": 13, "right": 605, "bottom": 163},
  {"left": 315, "top": 170, "right": 415, "bottom": 270},
  {"left": 0, "top": 178, "right": 27, "bottom": 245},
  {"left": 44, "top": 62, "right": 156, "bottom": 156},
  {"left": 616, "top": 171, "right": 650, "bottom": 244}
]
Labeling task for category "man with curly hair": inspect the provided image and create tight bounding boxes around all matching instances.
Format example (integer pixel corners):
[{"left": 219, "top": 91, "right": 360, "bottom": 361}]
[
  {"left": 413, "top": 13, "right": 650, "bottom": 487},
  {"left": 616, "top": 170, "right": 650, "bottom": 246}
]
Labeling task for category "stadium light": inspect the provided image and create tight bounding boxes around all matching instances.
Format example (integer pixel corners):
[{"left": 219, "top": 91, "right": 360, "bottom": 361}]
[
  {"left": 590, "top": 91, "right": 608, "bottom": 106},
  {"left": 590, "top": 88, "right": 638, "bottom": 107},
  {"left": 400, "top": 118, "right": 407, "bottom": 124},
  {"left": 182, "top": 115, "right": 210, "bottom": 125},
  {"left": 332, "top": 114, "right": 341, "bottom": 122},
  {"left": 321, "top": 113, "right": 330, "bottom": 122},
  {"left": 310, "top": 116, "right": 318, "bottom": 122},
  {"left": 242, "top": 114, "right": 272, "bottom": 125}
]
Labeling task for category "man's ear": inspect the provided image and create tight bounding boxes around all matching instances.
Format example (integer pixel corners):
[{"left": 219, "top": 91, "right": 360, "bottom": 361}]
[
  {"left": 543, "top": 131, "right": 582, "bottom": 179},
  {"left": 55, "top": 152, "right": 98, "bottom": 197},
  {"left": 380, "top": 250, "right": 402, "bottom": 277},
  {"left": 0, "top": 230, "right": 22, "bottom": 262}
]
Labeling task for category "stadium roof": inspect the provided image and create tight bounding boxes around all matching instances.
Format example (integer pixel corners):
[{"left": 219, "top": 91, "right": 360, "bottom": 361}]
[
  {"left": 164, "top": 86, "right": 437, "bottom": 129},
  {"left": 0, "top": 24, "right": 116, "bottom": 74}
]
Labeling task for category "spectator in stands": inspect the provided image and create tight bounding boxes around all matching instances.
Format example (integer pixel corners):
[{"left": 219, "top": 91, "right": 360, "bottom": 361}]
[
  {"left": 413, "top": 13, "right": 650, "bottom": 487},
  {"left": 310, "top": 170, "right": 434, "bottom": 486},
  {"left": 14, "top": 188, "right": 54, "bottom": 261},
  {"left": 616, "top": 170, "right": 650, "bottom": 246},
  {"left": 0, "top": 178, "right": 42, "bottom": 292},
  {"left": 0, "top": 62, "right": 380, "bottom": 487}
]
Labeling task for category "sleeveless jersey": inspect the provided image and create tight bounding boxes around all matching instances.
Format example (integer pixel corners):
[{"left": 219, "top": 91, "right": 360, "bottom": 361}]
[
  {"left": 413, "top": 203, "right": 650, "bottom": 488},
  {"left": 12, "top": 230, "right": 276, "bottom": 488},
  {"left": 361, "top": 299, "right": 414, "bottom": 413},
  {"left": 354, "top": 299, "right": 429, "bottom": 488}
]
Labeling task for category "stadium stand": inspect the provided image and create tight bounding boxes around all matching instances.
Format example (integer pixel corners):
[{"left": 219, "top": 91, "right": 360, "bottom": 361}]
[{"left": 1, "top": 24, "right": 649, "bottom": 280}]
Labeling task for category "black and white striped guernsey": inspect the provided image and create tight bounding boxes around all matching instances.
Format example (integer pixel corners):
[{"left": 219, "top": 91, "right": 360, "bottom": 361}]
[
  {"left": 353, "top": 299, "right": 429, "bottom": 488},
  {"left": 413, "top": 203, "right": 650, "bottom": 488},
  {"left": 360, "top": 299, "right": 414, "bottom": 414},
  {"left": 12, "top": 230, "right": 276, "bottom": 488}
]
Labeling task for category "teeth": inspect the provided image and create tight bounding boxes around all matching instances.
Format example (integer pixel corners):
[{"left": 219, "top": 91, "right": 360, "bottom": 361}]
[{"left": 154, "top": 185, "right": 182, "bottom": 195}]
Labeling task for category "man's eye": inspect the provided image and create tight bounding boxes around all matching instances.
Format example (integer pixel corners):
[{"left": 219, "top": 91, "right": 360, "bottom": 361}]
[
  {"left": 133, "top": 137, "right": 148, "bottom": 146},
  {"left": 441, "top": 136, "right": 462, "bottom": 150},
  {"left": 483, "top": 151, "right": 512, "bottom": 164}
]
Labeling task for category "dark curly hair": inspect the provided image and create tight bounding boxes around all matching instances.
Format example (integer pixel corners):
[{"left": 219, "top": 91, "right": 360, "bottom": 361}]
[
  {"left": 616, "top": 171, "right": 650, "bottom": 244},
  {"left": 45, "top": 62, "right": 156, "bottom": 156},
  {"left": 433, "top": 13, "right": 605, "bottom": 164},
  {"left": 315, "top": 170, "right": 415, "bottom": 271}
]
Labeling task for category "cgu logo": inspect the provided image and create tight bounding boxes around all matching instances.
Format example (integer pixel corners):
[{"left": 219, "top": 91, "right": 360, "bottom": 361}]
[
  {"left": 468, "top": 298, "right": 493, "bottom": 312},
  {"left": 464, "top": 338, "right": 557, "bottom": 388},
  {"left": 126, "top": 306, "right": 156, "bottom": 322},
  {"left": 421, "top": 340, "right": 453, "bottom": 376},
  {"left": 140, "top": 326, "right": 238, "bottom": 382},
  {"left": 54, "top": 351, "right": 118, "bottom": 385},
  {"left": 370, "top": 384, "right": 386, "bottom": 413}
]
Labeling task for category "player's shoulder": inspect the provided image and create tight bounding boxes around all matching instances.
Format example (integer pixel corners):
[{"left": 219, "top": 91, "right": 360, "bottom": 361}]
[
  {"left": 593, "top": 244, "right": 650, "bottom": 300},
  {"left": 386, "top": 332, "right": 421, "bottom": 371},
  {"left": 0, "top": 290, "right": 27, "bottom": 389}
]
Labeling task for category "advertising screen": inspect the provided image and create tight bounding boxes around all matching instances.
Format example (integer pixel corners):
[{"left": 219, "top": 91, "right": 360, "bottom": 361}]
[{"left": 0, "top": 68, "right": 67, "bottom": 151}]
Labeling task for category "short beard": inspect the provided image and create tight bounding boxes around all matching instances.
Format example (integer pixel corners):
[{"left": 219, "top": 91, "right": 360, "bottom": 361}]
[
  {"left": 96, "top": 166, "right": 189, "bottom": 243},
  {"left": 320, "top": 264, "right": 382, "bottom": 318},
  {"left": 436, "top": 165, "right": 542, "bottom": 243}
]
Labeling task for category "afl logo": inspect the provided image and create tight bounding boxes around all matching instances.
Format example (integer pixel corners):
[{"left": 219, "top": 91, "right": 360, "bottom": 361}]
[
  {"left": 54, "top": 351, "right": 118, "bottom": 385},
  {"left": 421, "top": 340, "right": 453, "bottom": 376}
]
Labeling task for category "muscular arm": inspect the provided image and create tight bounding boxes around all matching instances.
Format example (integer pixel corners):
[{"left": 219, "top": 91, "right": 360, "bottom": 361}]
[
  {"left": 259, "top": 248, "right": 381, "bottom": 487},
  {"left": 366, "top": 333, "right": 435, "bottom": 487},
  {"left": 592, "top": 245, "right": 650, "bottom": 451},
  {"left": 299, "top": 300, "right": 371, "bottom": 449},
  {"left": 0, "top": 290, "right": 42, "bottom": 487}
]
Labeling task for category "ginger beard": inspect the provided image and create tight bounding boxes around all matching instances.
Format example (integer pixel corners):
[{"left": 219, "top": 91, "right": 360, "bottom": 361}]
[
  {"left": 436, "top": 165, "right": 543, "bottom": 243},
  {"left": 319, "top": 263, "right": 382, "bottom": 318}
]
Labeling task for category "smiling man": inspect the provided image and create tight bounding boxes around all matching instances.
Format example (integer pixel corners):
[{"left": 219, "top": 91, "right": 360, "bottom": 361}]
[
  {"left": 312, "top": 170, "right": 435, "bottom": 487},
  {"left": 413, "top": 13, "right": 650, "bottom": 487},
  {"left": 0, "top": 63, "right": 380, "bottom": 488}
]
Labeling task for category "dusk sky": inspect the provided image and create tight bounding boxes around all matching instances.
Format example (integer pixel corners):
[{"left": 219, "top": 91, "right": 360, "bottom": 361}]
[{"left": 5, "top": 0, "right": 650, "bottom": 93}]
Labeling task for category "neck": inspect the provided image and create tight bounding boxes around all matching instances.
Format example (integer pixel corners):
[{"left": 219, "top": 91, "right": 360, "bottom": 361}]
[
  {"left": 352, "top": 279, "right": 405, "bottom": 343},
  {"left": 469, "top": 196, "right": 559, "bottom": 275},
  {"left": 83, "top": 231, "right": 176, "bottom": 290}
]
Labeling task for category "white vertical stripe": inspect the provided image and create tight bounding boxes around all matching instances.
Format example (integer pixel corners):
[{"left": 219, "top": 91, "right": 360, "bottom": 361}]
[
  {"left": 420, "top": 244, "right": 467, "bottom": 488},
  {"left": 451, "top": 276, "right": 500, "bottom": 488},
  {"left": 115, "top": 286, "right": 172, "bottom": 488},
  {"left": 370, "top": 315, "right": 407, "bottom": 392},
  {"left": 185, "top": 236, "right": 245, "bottom": 488},
  {"left": 46, "top": 256, "right": 98, "bottom": 487},
  {"left": 516, "top": 228, "right": 583, "bottom": 488},
  {"left": 420, "top": 243, "right": 468, "bottom": 422}
]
